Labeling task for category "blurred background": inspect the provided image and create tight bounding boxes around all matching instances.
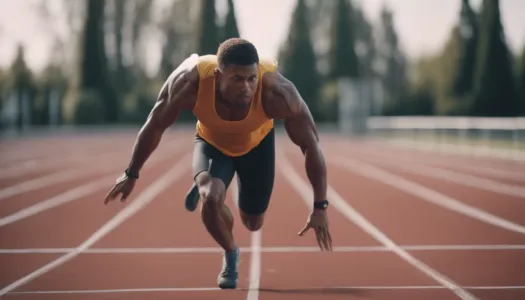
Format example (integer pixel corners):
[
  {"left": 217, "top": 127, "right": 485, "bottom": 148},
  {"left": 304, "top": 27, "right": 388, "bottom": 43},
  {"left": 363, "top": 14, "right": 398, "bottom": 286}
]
[{"left": 0, "top": 0, "right": 524, "bottom": 154}]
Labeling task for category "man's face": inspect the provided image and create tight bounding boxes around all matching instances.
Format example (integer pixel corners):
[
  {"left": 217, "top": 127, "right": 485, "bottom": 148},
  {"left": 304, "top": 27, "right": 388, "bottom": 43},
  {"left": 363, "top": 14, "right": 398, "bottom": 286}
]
[{"left": 215, "top": 63, "right": 259, "bottom": 107}]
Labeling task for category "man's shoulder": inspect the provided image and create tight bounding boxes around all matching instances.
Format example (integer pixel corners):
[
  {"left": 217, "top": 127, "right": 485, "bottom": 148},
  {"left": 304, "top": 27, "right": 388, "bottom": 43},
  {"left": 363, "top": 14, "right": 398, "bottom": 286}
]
[
  {"left": 164, "top": 54, "right": 201, "bottom": 86},
  {"left": 259, "top": 57, "right": 279, "bottom": 74},
  {"left": 195, "top": 54, "right": 218, "bottom": 79}
]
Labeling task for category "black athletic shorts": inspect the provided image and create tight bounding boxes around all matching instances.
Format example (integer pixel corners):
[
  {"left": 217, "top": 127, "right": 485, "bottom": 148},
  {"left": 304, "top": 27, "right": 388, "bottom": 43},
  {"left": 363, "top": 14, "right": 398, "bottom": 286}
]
[{"left": 192, "top": 128, "right": 275, "bottom": 215}]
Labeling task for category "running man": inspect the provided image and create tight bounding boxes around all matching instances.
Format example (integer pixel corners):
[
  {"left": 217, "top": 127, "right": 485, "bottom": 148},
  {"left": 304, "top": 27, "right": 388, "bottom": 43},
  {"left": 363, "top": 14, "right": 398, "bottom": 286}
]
[{"left": 104, "top": 38, "right": 333, "bottom": 289}]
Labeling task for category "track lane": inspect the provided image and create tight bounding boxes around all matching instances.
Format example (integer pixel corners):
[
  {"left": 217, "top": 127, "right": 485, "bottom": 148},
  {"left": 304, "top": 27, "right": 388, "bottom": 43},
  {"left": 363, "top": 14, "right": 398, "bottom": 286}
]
[
  {"left": 338, "top": 139, "right": 525, "bottom": 172},
  {"left": 2, "top": 132, "right": 524, "bottom": 300},
  {"left": 332, "top": 144, "right": 525, "bottom": 186},
  {"left": 0, "top": 159, "right": 180, "bottom": 251},
  {"left": 0, "top": 151, "right": 194, "bottom": 296},
  {"left": 0, "top": 141, "right": 186, "bottom": 222},
  {"left": 324, "top": 147, "right": 525, "bottom": 227},
  {"left": 355, "top": 162, "right": 525, "bottom": 227},
  {"left": 90, "top": 167, "right": 252, "bottom": 249},
  {"left": 284, "top": 151, "right": 525, "bottom": 245},
  {"left": 260, "top": 166, "right": 379, "bottom": 248},
  {"left": 276, "top": 150, "right": 473, "bottom": 300},
  {"left": 2, "top": 148, "right": 249, "bottom": 299}
]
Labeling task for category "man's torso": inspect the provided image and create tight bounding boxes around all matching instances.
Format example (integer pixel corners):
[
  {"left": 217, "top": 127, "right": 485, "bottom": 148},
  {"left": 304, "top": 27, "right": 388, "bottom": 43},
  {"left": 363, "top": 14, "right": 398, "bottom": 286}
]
[{"left": 189, "top": 55, "right": 279, "bottom": 157}]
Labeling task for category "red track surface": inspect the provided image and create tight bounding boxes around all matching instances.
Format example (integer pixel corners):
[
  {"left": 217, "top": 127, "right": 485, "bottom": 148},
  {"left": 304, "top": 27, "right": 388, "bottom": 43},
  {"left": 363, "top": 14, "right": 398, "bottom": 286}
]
[{"left": 1, "top": 129, "right": 525, "bottom": 300}]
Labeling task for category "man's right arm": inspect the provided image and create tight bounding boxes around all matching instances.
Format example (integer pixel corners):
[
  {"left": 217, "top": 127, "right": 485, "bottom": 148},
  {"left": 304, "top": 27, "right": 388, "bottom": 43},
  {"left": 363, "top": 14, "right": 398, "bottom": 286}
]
[{"left": 125, "top": 64, "right": 199, "bottom": 178}]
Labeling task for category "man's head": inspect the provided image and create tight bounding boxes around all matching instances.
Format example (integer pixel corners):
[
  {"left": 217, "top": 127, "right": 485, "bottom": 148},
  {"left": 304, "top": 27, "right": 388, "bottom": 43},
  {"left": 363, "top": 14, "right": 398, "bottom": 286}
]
[{"left": 215, "top": 38, "right": 259, "bottom": 106}]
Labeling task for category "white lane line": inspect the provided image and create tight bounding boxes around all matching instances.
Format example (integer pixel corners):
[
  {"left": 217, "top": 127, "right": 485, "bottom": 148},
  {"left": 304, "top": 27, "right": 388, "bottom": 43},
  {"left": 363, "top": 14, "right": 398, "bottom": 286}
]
[
  {"left": 340, "top": 145, "right": 525, "bottom": 182},
  {"left": 376, "top": 138, "right": 525, "bottom": 162},
  {"left": 0, "top": 169, "right": 93, "bottom": 200},
  {"left": 247, "top": 230, "right": 262, "bottom": 300},
  {"left": 0, "top": 148, "right": 127, "bottom": 180},
  {"left": 341, "top": 154, "right": 525, "bottom": 198},
  {"left": 0, "top": 153, "right": 192, "bottom": 296},
  {"left": 0, "top": 143, "right": 185, "bottom": 227},
  {"left": 330, "top": 156, "right": 525, "bottom": 235},
  {"left": 277, "top": 155, "right": 478, "bottom": 300},
  {"left": 8, "top": 285, "right": 525, "bottom": 295},
  {"left": 230, "top": 176, "right": 262, "bottom": 300},
  {"left": 2, "top": 244, "right": 525, "bottom": 254},
  {"left": 0, "top": 140, "right": 183, "bottom": 201}
]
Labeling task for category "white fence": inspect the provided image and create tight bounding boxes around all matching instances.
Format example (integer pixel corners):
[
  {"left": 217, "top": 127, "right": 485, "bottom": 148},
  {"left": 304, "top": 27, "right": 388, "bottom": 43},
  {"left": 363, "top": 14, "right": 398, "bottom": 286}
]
[
  {"left": 365, "top": 116, "right": 525, "bottom": 159},
  {"left": 367, "top": 116, "right": 525, "bottom": 131}
]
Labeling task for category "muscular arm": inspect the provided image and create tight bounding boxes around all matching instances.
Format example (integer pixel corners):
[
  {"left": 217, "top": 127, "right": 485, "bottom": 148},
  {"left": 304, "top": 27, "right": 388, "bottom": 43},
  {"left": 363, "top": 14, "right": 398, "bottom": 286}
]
[
  {"left": 126, "top": 62, "right": 198, "bottom": 176},
  {"left": 265, "top": 73, "right": 327, "bottom": 205}
]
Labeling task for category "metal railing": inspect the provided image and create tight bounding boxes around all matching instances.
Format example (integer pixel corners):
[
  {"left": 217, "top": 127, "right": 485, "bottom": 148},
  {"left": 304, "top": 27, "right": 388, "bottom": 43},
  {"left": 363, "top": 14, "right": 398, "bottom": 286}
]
[{"left": 365, "top": 116, "right": 525, "bottom": 160}]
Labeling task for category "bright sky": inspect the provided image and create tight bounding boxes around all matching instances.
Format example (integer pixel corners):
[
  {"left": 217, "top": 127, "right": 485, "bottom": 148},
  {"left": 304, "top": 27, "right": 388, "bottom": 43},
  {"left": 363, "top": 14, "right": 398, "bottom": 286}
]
[{"left": 1, "top": 0, "right": 524, "bottom": 76}]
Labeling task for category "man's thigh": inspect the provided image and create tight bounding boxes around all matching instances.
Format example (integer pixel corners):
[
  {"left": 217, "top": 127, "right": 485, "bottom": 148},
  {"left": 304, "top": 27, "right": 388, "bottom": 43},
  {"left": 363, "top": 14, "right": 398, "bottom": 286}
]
[
  {"left": 192, "top": 134, "right": 236, "bottom": 190},
  {"left": 233, "top": 129, "right": 275, "bottom": 216}
]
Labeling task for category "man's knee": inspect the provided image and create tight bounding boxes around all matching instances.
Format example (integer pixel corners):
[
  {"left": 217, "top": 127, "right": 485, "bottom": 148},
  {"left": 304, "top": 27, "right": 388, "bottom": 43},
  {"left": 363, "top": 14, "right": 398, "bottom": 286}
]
[
  {"left": 196, "top": 172, "right": 226, "bottom": 211},
  {"left": 240, "top": 212, "right": 264, "bottom": 231}
]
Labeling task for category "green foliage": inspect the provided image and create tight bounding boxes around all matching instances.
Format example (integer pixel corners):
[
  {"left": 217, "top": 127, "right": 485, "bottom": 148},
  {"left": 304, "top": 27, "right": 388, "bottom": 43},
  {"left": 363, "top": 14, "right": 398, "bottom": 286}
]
[
  {"left": 73, "top": 0, "right": 118, "bottom": 123},
  {"left": 450, "top": 0, "right": 479, "bottom": 97},
  {"left": 518, "top": 46, "right": 525, "bottom": 114},
  {"left": 327, "top": 0, "right": 359, "bottom": 79},
  {"left": 222, "top": 0, "right": 240, "bottom": 40},
  {"left": 382, "top": 85, "right": 435, "bottom": 116},
  {"left": 471, "top": 0, "right": 519, "bottom": 116},
  {"left": 74, "top": 89, "right": 106, "bottom": 124},
  {"left": 195, "top": 0, "right": 220, "bottom": 54},
  {"left": 377, "top": 6, "right": 408, "bottom": 110},
  {"left": 278, "top": 0, "right": 323, "bottom": 121}
]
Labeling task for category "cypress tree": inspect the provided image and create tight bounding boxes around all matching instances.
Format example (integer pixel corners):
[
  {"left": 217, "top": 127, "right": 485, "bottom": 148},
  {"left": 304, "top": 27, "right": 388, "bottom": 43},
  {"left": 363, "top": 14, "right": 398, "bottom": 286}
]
[
  {"left": 327, "top": 0, "right": 359, "bottom": 79},
  {"left": 195, "top": 0, "right": 220, "bottom": 55},
  {"left": 278, "top": 0, "right": 322, "bottom": 121},
  {"left": 450, "top": 0, "right": 479, "bottom": 97},
  {"left": 471, "top": 0, "right": 519, "bottom": 116},
  {"left": 518, "top": 46, "right": 525, "bottom": 115},
  {"left": 222, "top": 0, "right": 240, "bottom": 40},
  {"left": 63, "top": 0, "right": 117, "bottom": 124}
]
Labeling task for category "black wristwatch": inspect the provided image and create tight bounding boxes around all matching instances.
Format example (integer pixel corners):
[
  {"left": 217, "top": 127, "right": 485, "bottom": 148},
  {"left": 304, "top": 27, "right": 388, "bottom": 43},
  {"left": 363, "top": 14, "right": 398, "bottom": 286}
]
[
  {"left": 313, "top": 200, "right": 329, "bottom": 210},
  {"left": 125, "top": 168, "right": 139, "bottom": 179}
]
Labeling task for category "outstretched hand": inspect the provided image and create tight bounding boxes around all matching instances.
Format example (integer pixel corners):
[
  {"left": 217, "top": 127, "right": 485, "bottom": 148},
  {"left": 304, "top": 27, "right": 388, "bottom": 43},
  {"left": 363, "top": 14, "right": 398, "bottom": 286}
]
[
  {"left": 298, "top": 209, "right": 333, "bottom": 251},
  {"left": 104, "top": 173, "right": 136, "bottom": 205}
]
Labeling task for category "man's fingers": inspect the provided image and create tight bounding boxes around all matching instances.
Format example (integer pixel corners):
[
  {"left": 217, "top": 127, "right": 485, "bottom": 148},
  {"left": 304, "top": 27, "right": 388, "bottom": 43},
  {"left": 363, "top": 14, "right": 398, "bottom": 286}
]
[
  {"left": 298, "top": 223, "right": 311, "bottom": 236},
  {"left": 327, "top": 230, "right": 333, "bottom": 250},
  {"left": 322, "top": 230, "right": 332, "bottom": 251},
  {"left": 120, "top": 189, "right": 132, "bottom": 202},
  {"left": 104, "top": 183, "right": 123, "bottom": 205},
  {"left": 314, "top": 228, "right": 325, "bottom": 251},
  {"left": 104, "top": 188, "right": 117, "bottom": 205}
]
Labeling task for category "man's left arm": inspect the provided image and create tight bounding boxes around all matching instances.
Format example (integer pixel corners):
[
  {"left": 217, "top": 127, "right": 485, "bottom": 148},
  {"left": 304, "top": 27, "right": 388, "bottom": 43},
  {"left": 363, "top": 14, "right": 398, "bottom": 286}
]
[{"left": 279, "top": 78, "right": 328, "bottom": 206}]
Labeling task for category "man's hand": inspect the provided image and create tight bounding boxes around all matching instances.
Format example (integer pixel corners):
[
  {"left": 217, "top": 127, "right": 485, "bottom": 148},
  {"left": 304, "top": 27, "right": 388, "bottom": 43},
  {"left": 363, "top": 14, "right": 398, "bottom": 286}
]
[
  {"left": 298, "top": 209, "right": 333, "bottom": 251},
  {"left": 104, "top": 173, "right": 136, "bottom": 204}
]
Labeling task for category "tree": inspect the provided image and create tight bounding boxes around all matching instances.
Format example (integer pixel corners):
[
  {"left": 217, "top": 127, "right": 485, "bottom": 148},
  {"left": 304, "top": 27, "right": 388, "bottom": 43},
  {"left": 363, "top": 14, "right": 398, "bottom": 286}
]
[
  {"left": 471, "top": 0, "right": 519, "bottom": 116},
  {"left": 450, "top": 0, "right": 479, "bottom": 98},
  {"left": 376, "top": 5, "right": 408, "bottom": 115},
  {"left": 222, "top": 0, "right": 240, "bottom": 40},
  {"left": 326, "top": 0, "right": 359, "bottom": 79},
  {"left": 278, "top": 0, "right": 322, "bottom": 121},
  {"left": 63, "top": 0, "right": 117, "bottom": 124},
  {"left": 195, "top": 0, "right": 220, "bottom": 55},
  {"left": 518, "top": 45, "right": 525, "bottom": 115},
  {"left": 4, "top": 45, "right": 37, "bottom": 128}
]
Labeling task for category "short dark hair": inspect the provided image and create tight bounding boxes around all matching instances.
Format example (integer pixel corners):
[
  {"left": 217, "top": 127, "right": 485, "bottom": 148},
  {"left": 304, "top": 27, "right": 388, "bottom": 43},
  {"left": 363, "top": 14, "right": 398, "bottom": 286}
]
[{"left": 217, "top": 38, "right": 259, "bottom": 70}]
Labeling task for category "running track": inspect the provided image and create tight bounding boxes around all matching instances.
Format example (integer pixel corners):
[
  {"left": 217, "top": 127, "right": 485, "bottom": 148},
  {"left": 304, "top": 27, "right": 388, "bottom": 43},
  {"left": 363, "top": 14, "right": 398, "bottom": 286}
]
[{"left": 1, "top": 128, "right": 525, "bottom": 300}]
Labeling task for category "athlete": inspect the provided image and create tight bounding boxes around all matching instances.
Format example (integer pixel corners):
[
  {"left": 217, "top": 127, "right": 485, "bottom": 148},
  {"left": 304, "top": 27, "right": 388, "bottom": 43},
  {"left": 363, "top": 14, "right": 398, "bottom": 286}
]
[{"left": 103, "top": 38, "right": 333, "bottom": 289}]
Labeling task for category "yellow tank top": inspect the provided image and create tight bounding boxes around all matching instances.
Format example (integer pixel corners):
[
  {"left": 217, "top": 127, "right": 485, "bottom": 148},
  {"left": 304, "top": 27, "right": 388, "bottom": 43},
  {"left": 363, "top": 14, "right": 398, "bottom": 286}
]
[{"left": 193, "top": 55, "right": 277, "bottom": 157}]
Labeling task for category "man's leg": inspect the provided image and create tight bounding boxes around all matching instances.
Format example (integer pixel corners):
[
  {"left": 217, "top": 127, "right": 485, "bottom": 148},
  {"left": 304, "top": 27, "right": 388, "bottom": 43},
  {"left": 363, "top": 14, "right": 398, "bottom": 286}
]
[
  {"left": 192, "top": 135, "right": 239, "bottom": 289},
  {"left": 234, "top": 129, "right": 275, "bottom": 231}
]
